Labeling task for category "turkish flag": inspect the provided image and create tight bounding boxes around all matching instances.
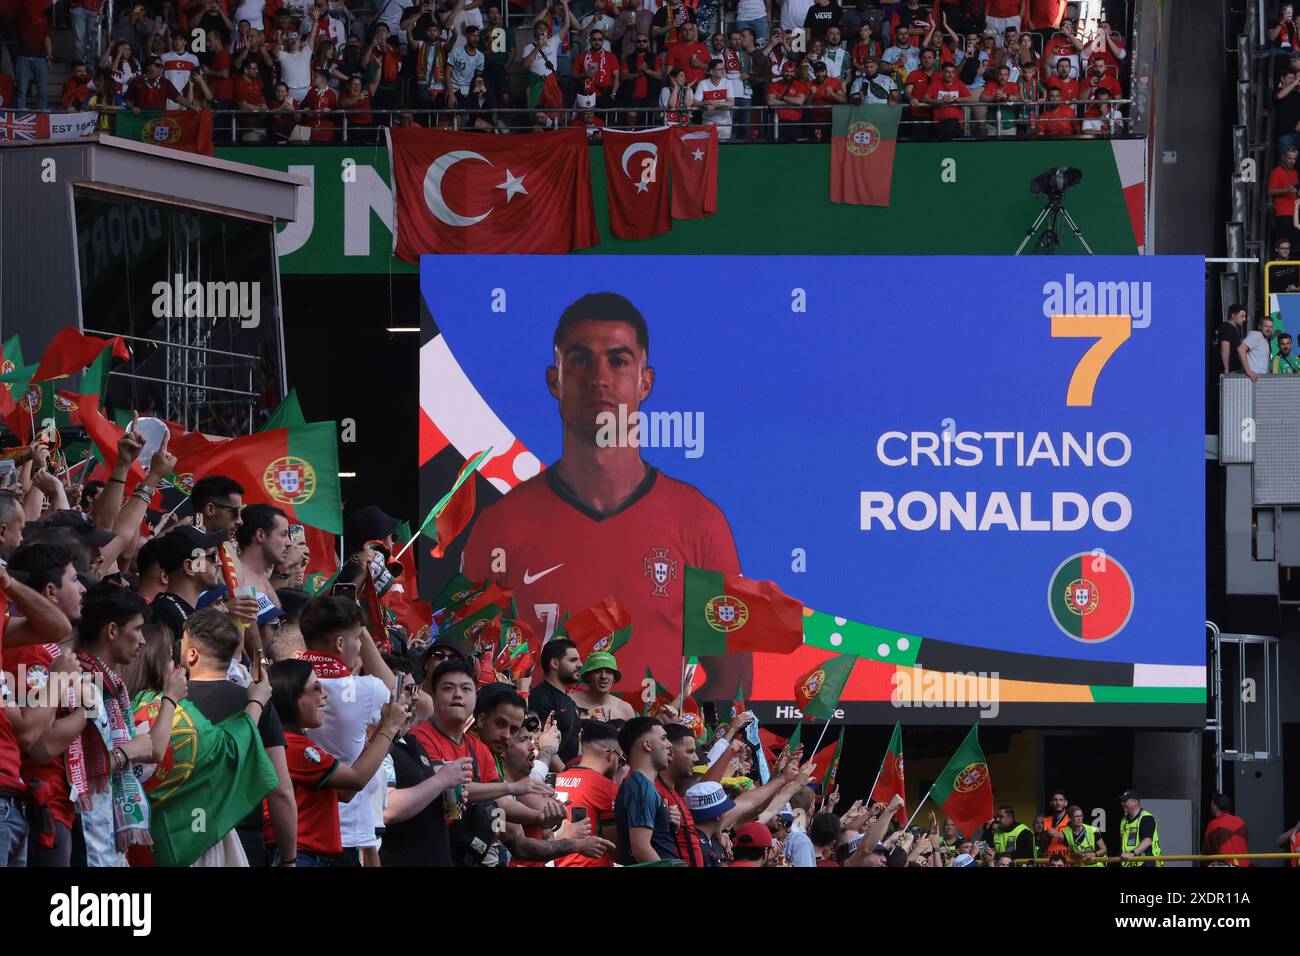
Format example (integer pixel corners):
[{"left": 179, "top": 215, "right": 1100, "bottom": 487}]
[
  {"left": 670, "top": 125, "right": 718, "bottom": 219},
  {"left": 389, "top": 126, "right": 599, "bottom": 260},
  {"left": 602, "top": 127, "right": 672, "bottom": 240}
]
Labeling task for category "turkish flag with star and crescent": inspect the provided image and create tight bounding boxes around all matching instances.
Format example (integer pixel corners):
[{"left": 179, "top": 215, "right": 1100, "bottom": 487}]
[
  {"left": 669, "top": 125, "right": 718, "bottom": 220},
  {"left": 601, "top": 127, "right": 673, "bottom": 240},
  {"left": 389, "top": 126, "right": 599, "bottom": 259}
]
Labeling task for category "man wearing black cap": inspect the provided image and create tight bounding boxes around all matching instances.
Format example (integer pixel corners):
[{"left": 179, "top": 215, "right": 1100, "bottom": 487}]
[
  {"left": 1118, "top": 789, "right": 1161, "bottom": 866},
  {"left": 150, "top": 525, "right": 228, "bottom": 648}
]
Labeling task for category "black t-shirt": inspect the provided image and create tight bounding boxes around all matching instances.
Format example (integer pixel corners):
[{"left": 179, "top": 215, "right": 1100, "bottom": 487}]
[
  {"left": 652, "top": 5, "right": 696, "bottom": 53},
  {"left": 1278, "top": 86, "right": 1300, "bottom": 139},
  {"left": 804, "top": 3, "right": 843, "bottom": 42},
  {"left": 187, "top": 679, "right": 286, "bottom": 830},
  {"left": 1270, "top": 262, "right": 1300, "bottom": 291},
  {"left": 1216, "top": 321, "right": 1244, "bottom": 371},
  {"left": 527, "top": 680, "right": 580, "bottom": 763},
  {"left": 151, "top": 592, "right": 194, "bottom": 650},
  {"left": 379, "top": 732, "right": 452, "bottom": 867}
]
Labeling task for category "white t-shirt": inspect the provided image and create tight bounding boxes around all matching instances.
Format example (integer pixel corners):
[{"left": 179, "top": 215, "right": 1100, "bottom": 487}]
[
  {"left": 446, "top": 4, "right": 484, "bottom": 51},
  {"left": 780, "top": 0, "right": 815, "bottom": 32},
  {"left": 693, "top": 76, "right": 732, "bottom": 125},
  {"left": 579, "top": 13, "right": 615, "bottom": 49},
  {"left": 305, "top": 673, "right": 389, "bottom": 849},
  {"left": 881, "top": 42, "right": 919, "bottom": 75},
  {"left": 736, "top": 0, "right": 767, "bottom": 20},
  {"left": 233, "top": 0, "right": 268, "bottom": 27},
  {"left": 1242, "top": 330, "right": 1272, "bottom": 374},
  {"left": 448, "top": 45, "right": 484, "bottom": 91},
  {"left": 162, "top": 51, "right": 199, "bottom": 96},
  {"left": 301, "top": 14, "right": 347, "bottom": 50},
  {"left": 524, "top": 35, "right": 561, "bottom": 76},
  {"left": 278, "top": 46, "right": 314, "bottom": 92},
  {"left": 821, "top": 45, "right": 846, "bottom": 79},
  {"left": 851, "top": 70, "right": 896, "bottom": 103}
]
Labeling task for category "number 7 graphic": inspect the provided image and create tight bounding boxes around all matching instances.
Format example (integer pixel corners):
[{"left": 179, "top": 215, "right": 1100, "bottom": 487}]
[{"left": 1050, "top": 314, "right": 1132, "bottom": 407}]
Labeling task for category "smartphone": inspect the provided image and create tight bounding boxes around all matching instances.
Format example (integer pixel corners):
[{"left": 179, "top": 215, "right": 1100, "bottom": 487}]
[
  {"left": 544, "top": 772, "right": 557, "bottom": 788},
  {"left": 288, "top": 522, "right": 307, "bottom": 544},
  {"left": 332, "top": 582, "right": 357, "bottom": 601},
  {"left": 0, "top": 460, "right": 15, "bottom": 486},
  {"left": 571, "top": 806, "right": 588, "bottom": 823}
]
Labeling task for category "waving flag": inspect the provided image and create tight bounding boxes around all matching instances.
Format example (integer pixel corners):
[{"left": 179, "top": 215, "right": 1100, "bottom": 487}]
[
  {"left": 793, "top": 653, "right": 857, "bottom": 721},
  {"left": 870, "top": 722, "right": 907, "bottom": 825},
  {"left": 929, "top": 725, "right": 993, "bottom": 838}
]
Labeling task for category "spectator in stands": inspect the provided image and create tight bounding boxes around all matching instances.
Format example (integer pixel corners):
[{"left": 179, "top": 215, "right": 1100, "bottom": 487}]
[
  {"left": 1272, "top": 4, "right": 1300, "bottom": 60},
  {"left": 1045, "top": 55, "right": 1078, "bottom": 103},
  {"left": 615, "top": 716, "right": 674, "bottom": 863},
  {"left": 719, "top": 30, "right": 750, "bottom": 137},
  {"left": 985, "top": 0, "right": 1023, "bottom": 39},
  {"left": 821, "top": 26, "right": 848, "bottom": 78},
  {"left": 61, "top": 61, "right": 98, "bottom": 110},
  {"left": 71, "top": 0, "right": 106, "bottom": 65},
  {"left": 1037, "top": 85, "right": 1077, "bottom": 136},
  {"left": 1083, "top": 55, "right": 1121, "bottom": 107},
  {"left": 574, "top": 28, "right": 618, "bottom": 109},
  {"left": 1014, "top": 31, "right": 1038, "bottom": 69},
  {"left": 413, "top": 22, "right": 452, "bottom": 115},
  {"left": 304, "top": 0, "right": 347, "bottom": 51},
  {"left": 881, "top": 20, "right": 920, "bottom": 81},
  {"left": 612, "top": 0, "right": 653, "bottom": 60},
  {"left": 661, "top": 65, "right": 695, "bottom": 125},
  {"left": 666, "top": 21, "right": 710, "bottom": 88},
  {"left": 1277, "top": 69, "right": 1300, "bottom": 158},
  {"left": 849, "top": 56, "right": 898, "bottom": 104},
  {"left": 1202, "top": 793, "right": 1250, "bottom": 866},
  {"left": 448, "top": 24, "right": 484, "bottom": 98},
  {"left": 1272, "top": 333, "right": 1300, "bottom": 373},
  {"left": 851, "top": 20, "right": 882, "bottom": 72},
  {"left": 926, "top": 59, "right": 972, "bottom": 140},
  {"left": 695, "top": 58, "right": 735, "bottom": 138},
  {"left": 460, "top": 70, "right": 502, "bottom": 131},
  {"left": 15, "top": 0, "right": 53, "bottom": 111},
  {"left": 523, "top": 13, "right": 565, "bottom": 128},
  {"left": 652, "top": 0, "right": 696, "bottom": 55},
  {"left": 889, "top": 0, "right": 931, "bottom": 48},
  {"left": 804, "top": 0, "right": 842, "bottom": 45},
  {"left": 300, "top": 68, "right": 339, "bottom": 141},
  {"left": 807, "top": 59, "right": 845, "bottom": 141},
  {"left": 1270, "top": 237, "right": 1300, "bottom": 290},
  {"left": 163, "top": 33, "right": 200, "bottom": 109},
  {"left": 482, "top": 4, "right": 515, "bottom": 108},
  {"left": 267, "top": 81, "right": 301, "bottom": 142},
  {"left": 340, "top": 72, "right": 376, "bottom": 139},
  {"left": 1239, "top": 316, "right": 1275, "bottom": 382},
  {"left": 1016, "top": 60, "right": 1044, "bottom": 135},
  {"left": 734, "top": 0, "right": 770, "bottom": 48},
  {"left": 1084, "top": 19, "right": 1126, "bottom": 80},
  {"left": 1080, "top": 87, "right": 1122, "bottom": 135},
  {"left": 235, "top": 57, "right": 269, "bottom": 139},
  {"left": 1041, "top": 22, "right": 1083, "bottom": 78},
  {"left": 1217, "top": 304, "right": 1248, "bottom": 375},
  {"left": 767, "top": 59, "right": 808, "bottom": 142},
  {"left": 579, "top": 0, "right": 615, "bottom": 50},
  {"left": 618, "top": 32, "right": 661, "bottom": 126},
  {"left": 202, "top": 29, "right": 236, "bottom": 138},
  {"left": 362, "top": 21, "right": 402, "bottom": 109},
  {"left": 126, "top": 56, "right": 198, "bottom": 112},
  {"left": 921, "top": 16, "right": 959, "bottom": 67},
  {"left": 115, "top": 4, "right": 156, "bottom": 53},
  {"left": 904, "top": 47, "right": 940, "bottom": 140},
  {"left": 1269, "top": 144, "right": 1300, "bottom": 246}
]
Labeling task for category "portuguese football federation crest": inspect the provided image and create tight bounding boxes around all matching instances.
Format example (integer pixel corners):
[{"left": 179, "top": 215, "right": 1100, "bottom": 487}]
[
  {"left": 172, "top": 472, "right": 195, "bottom": 496},
  {"left": 142, "top": 116, "right": 183, "bottom": 146},
  {"left": 1047, "top": 551, "right": 1134, "bottom": 644},
  {"left": 800, "top": 668, "right": 826, "bottom": 700},
  {"left": 643, "top": 547, "right": 678, "bottom": 597},
  {"left": 264, "top": 455, "right": 317, "bottom": 505},
  {"left": 846, "top": 120, "right": 881, "bottom": 156},
  {"left": 953, "top": 761, "right": 989, "bottom": 793},
  {"left": 704, "top": 594, "right": 748, "bottom": 633}
]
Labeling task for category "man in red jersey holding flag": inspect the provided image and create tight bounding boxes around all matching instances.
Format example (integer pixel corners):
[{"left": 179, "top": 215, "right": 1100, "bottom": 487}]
[{"left": 461, "top": 292, "right": 742, "bottom": 698}]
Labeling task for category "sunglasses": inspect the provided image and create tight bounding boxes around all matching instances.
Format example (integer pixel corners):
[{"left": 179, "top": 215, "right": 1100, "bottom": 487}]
[{"left": 523, "top": 716, "right": 541, "bottom": 732}]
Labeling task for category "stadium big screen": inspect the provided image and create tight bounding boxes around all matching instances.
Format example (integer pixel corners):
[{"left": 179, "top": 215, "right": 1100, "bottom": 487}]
[{"left": 419, "top": 256, "right": 1205, "bottom": 727}]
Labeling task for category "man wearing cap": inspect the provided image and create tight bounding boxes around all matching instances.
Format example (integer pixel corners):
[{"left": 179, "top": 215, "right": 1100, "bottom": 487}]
[
  {"left": 571, "top": 652, "right": 635, "bottom": 721},
  {"left": 683, "top": 780, "right": 735, "bottom": 866},
  {"left": 729, "top": 821, "right": 774, "bottom": 866},
  {"left": 342, "top": 503, "right": 403, "bottom": 622},
  {"left": 1118, "top": 789, "right": 1161, "bottom": 867},
  {"left": 149, "top": 525, "right": 228, "bottom": 650},
  {"left": 553, "top": 720, "right": 624, "bottom": 866}
]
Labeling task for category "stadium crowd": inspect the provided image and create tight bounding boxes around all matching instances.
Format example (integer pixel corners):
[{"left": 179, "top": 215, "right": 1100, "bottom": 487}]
[
  {"left": 0, "top": 425, "right": 1287, "bottom": 868},
  {"left": 0, "top": 0, "right": 1131, "bottom": 142}
]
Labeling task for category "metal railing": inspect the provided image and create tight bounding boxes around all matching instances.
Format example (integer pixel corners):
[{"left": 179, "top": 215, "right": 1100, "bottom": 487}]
[{"left": 85, "top": 98, "right": 1133, "bottom": 146}]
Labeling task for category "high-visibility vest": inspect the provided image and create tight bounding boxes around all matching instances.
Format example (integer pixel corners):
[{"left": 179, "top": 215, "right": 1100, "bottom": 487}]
[
  {"left": 1062, "top": 824, "right": 1104, "bottom": 866},
  {"left": 1119, "top": 810, "right": 1162, "bottom": 866},
  {"left": 1044, "top": 813, "right": 1071, "bottom": 860},
  {"left": 993, "top": 823, "right": 1033, "bottom": 859}
]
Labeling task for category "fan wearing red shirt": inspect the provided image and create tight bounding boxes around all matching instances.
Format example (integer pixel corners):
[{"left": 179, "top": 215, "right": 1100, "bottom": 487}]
[
  {"left": 299, "top": 68, "right": 338, "bottom": 141},
  {"left": 1202, "top": 793, "right": 1251, "bottom": 866},
  {"left": 1045, "top": 57, "right": 1079, "bottom": 102},
  {"left": 1270, "top": 147, "right": 1300, "bottom": 243},
  {"left": 460, "top": 293, "right": 744, "bottom": 703},
  {"left": 340, "top": 74, "right": 374, "bottom": 127},
  {"left": 1027, "top": 0, "right": 1066, "bottom": 30},
  {"left": 1040, "top": 22, "right": 1083, "bottom": 77},
  {"left": 552, "top": 721, "right": 623, "bottom": 867},
  {"left": 665, "top": 20, "right": 710, "bottom": 86},
  {"left": 905, "top": 47, "right": 939, "bottom": 137},
  {"left": 263, "top": 659, "right": 406, "bottom": 866},
  {"left": 574, "top": 30, "right": 620, "bottom": 108},
  {"left": 61, "top": 61, "right": 97, "bottom": 109},
  {"left": 984, "top": 0, "right": 1026, "bottom": 35},
  {"left": 889, "top": 0, "right": 934, "bottom": 48},
  {"left": 1037, "top": 86, "right": 1078, "bottom": 136},
  {"left": 1081, "top": 59, "right": 1121, "bottom": 116},
  {"left": 656, "top": 724, "right": 704, "bottom": 866},
  {"left": 924, "top": 61, "right": 972, "bottom": 139},
  {"left": 807, "top": 60, "right": 845, "bottom": 133},
  {"left": 205, "top": 30, "right": 236, "bottom": 102},
  {"left": 1084, "top": 20, "right": 1127, "bottom": 76}
]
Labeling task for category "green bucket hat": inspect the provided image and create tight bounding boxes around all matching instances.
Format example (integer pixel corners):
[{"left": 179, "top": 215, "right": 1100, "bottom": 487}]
[{"left": 581, "top": 651, "right": 622, "bottom": 682}]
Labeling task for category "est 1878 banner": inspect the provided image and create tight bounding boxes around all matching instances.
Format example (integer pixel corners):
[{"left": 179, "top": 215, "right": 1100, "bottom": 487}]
[{"left": 418, "top": 256, "right": 1205, "bottom": 726}]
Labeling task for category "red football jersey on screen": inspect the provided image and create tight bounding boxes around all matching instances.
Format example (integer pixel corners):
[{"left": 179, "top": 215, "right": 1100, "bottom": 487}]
[{"left": 461, "top": 467, "right": 740, "bottom": 692}]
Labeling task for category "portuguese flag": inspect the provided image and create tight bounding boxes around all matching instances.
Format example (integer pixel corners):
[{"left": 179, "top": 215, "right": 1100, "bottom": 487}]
[
  {"left": 821, "top": 727, "right": 846, "bottom": 800},
  {"left": 386, "top": 522, "right": 432, "bottom": 636},
  {"left": 929, "top": 724, "right": 993, "bottom": 838},
  {"left": 438, "top": 601, "right": 503, "bottom": 659},
  {"left": 31, "top": 329, "right": 130, "bottom": 384},
  {"left": 429, "top": 573, "right": 483, "bottom": 619},
  {"left": 562, "top": 596, "right": 632, "bottom": 660},
  {"left": 870, "top": 721, "right": 907, "bottom": 825},
  {"left": 786, "top": 723, "right": 802, "bottom": 757},
  {"left": 682, "top": 566, "right": 803, "bottom": 656},
  {"left": 1048, "top": 552, "right": 1134, "bottom": 643},
  {"left": 116, "top": 109, "right": 215, "bottom": 156},
  {"left": 415, "top": 449, "right": 490, "bottom": 559},
  {"left": 729, "top": 678, "right": 746, "bottom": 721},
  {"left": 0, "top": 336, "right": 32, "bottom": 419},
  {"left": 262, "top": 389, "right": 306, "bottom": 431},
  {"left": 131, "top": 694, "right": 277, "bottom": 867},
  {"left": 182, "top": 422, "right": 342, "bottom": 533},
  {"left": 830, "top": 104, "right": 901, "bottom": 207},
  {"left": 642, "top": 668, "right": 675, "bottom": 718},
  {"left": 679, "top": 695, "right": 706, "bottom": 740},
  {"left": 73, "top": 352, "right": 149, "bottom": 490},
  {"left": 495, "top": 601, "right": 541, "bottom": 680},
  {"left": 793, "top": 653, "right": 857, "bottom": 721}
]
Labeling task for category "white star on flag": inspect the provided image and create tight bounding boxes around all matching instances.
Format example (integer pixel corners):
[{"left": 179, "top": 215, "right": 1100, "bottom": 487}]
[
  {"left": 691, "top": 148, "right": 705, "bottom": 161},
  {"left": 634, "top": 179, "right": 650, "bottom": 193},
  {"left": 496, "top": 170, "right": 528, "bottom": 201}
]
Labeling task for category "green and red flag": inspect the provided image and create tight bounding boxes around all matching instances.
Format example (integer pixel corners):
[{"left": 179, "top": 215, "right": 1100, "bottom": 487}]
[
  {"left": 729, "top": 677, "right": 746, "bottom": 721},
  {"left": 870, "top": 721, "right": 907, "bottom": 825},
  {"left": 821, "top": 727, "right": 846, "bottom": 799},
  {"left": 452, "top": 581, "right": 513, "bottom": 622},
  {"left": 563, "top": 596, "right": 632, "bottom": 660},
  {"left": 1047, "top": 551, "right": 1135, "bottom": 644},
  {"left": 181, "top": 422, "right": 342, "bottom": 534},
  {"left": 793, "top": 653, "right": 857, "bottom": 721},
  {"left": 682, "top": 566, "right": 803, "bottom": 656},
  {"left": 495, "top": 601, "right": 541, "bottom": 680},
  {"left": 929, "top": 724, "right": 993, "bottom": 838},
  {"left": 642, "top": 667, "right": 675, "bottom": 718},
  {"left": 386, "top": 522, "right": 432, "bottom": 637},
  {"left": 261, "top": 388, "right": 307, "bottom": 432},
  {"left": 678, "top": 695, "right": 705, "bottom": 740},
  {"left": 0, "top": 336, "right": 33, "bottom": 419},
  {"left": 758, "top": 727, "right": 787, "bottom": 763},
  {"left": 115, "top": 109, "right": 214, "bottom": 156},
  {"left": 428, "top": 573, "right": 484, "bottom": 620},
  {"left": 807, "top": 736, "right": 839, "bottom": 784},
  {"left": 407, "top": 449, "right": 490, "bottom": 559},
  {"left": 785, "top": 723, "right": 803, "bottom": 757},
  {"left": 30, "top": 329, "right": 130, "bottom": 384},
  {"left": 830, "top": 103, "right": 901, "bottom": 207},
  {"left": 438, "top": 601, "right": 503, "bottom": 660}
]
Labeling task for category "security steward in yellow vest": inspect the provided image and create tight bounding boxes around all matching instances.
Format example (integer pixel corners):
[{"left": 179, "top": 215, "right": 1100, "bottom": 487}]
[
  {"left": 1061, "top": 804, "right": 1107, "bottom": 866},
  {"left": 1119, "top": 790, "right": 1162, "bottom": 867},
  {"left": 986, "top": 805, "right": 1036, "bottom": 862}
]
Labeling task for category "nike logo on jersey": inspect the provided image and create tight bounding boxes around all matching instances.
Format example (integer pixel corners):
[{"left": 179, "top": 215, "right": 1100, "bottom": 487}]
[{"left": 522, "top": 563, "right": 564, "bottom": 585}]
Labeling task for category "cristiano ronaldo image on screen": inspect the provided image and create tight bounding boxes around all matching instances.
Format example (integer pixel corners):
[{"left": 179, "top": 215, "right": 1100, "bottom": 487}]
[{"left": 462, "top": 292, "right": 747, "bottom": 699}]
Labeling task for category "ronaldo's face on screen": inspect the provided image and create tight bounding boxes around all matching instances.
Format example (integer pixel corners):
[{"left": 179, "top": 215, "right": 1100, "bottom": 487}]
[{"left": 550, "top": 319, "right": 653, "bottom": 443}]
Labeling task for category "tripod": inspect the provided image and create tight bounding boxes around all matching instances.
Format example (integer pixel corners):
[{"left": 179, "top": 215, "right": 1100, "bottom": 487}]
[{"left": 1014, "top": 194, "right": 1095, "bottom": 256}]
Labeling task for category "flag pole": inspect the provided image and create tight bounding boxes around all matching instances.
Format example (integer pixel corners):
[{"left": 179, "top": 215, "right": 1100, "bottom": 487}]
[
  {"left": 808, "top": 716, "right": 833, "bottom": 759},
  {"left": 903, "top": 790, "right": 931, "bottom": 830}
]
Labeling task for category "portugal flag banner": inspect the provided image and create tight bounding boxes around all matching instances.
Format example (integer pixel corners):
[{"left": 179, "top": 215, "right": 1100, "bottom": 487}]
[
  {"left": 1047, "top": 552, "right": 1135, "bottom": 644},
  {"left": 602, "top": 127, "right": 673, "bottom": 239},
  {"left": 389, "top": 126, "right": 598, "bottom": 259},
  {"left": 115, "top": 110, "right": 214, "bottom": 156},
  {"left": 30, "top": 329, "right": 130, "bottom": 383},
  {"left": 793, "top": 653, "right": 856, "bottom": 721},
  {"left": 682, "top": 566, "right": 803, "bottom": 656},
  {"left": 830, "top": 104, "right": 901, "bottom": 206},
  {"left": 870, "top": 722, "right": 907, "bottom": 825},
  {"left": 669, "top": 125, "right": 718, "bottom": 219},
  {"left": 563, "top": 596, "right": 632, "bottom": 660},
  {"left": 929, "top": 724, "right": 993, "bottom": 838},
  {"left": 184, "top": 422, "right": 342, "bottom": 533}
]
